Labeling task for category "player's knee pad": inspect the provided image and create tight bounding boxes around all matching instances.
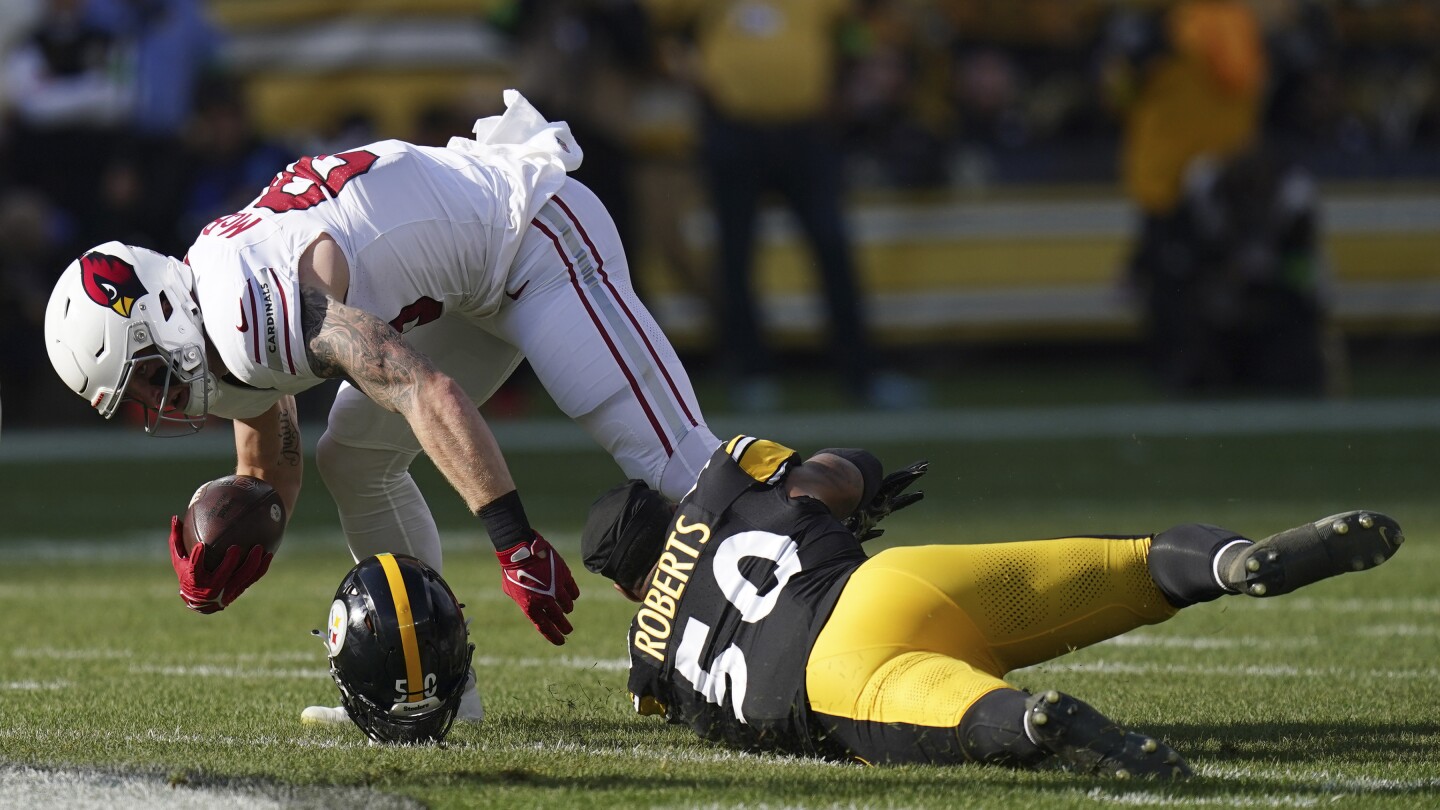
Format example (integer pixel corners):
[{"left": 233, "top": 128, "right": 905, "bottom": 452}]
[
  {"left": 1148, "top": 522, "right": 1245, "bottom": 608},
  {"left": 314, "top": 431, "right": 365, "bottom": 492},
  {"left": 316, "top": 432, "right": 444, "bottom": 571},
  {"left": 958, "top": 688, "right": 1047, "bottom": 768},
  {"left": 315, "top": 432, "right": 416, "bottom": 492},
  {"left": 313, "top": 432, "right": 349, "bottom": 494}
]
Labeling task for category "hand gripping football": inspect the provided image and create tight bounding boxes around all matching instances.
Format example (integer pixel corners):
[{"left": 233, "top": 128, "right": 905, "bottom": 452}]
[{"left": 183, "top": 475, "right": 286, "bottom": 571}]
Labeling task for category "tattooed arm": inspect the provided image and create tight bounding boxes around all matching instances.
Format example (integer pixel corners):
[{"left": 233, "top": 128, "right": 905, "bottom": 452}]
[
  {"left": 233, "top": 395, "right": 304, "bottom": 523},
  {"left": 293, "top": 236, "right": 578, "bottom": 644},
  {"left": 298, "top": 284, "right": 518, "bottom": 514}
]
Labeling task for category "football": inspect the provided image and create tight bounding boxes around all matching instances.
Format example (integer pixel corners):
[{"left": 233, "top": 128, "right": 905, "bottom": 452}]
[{"left": 182, "top": 475, "right": 286, "bottom": 571}]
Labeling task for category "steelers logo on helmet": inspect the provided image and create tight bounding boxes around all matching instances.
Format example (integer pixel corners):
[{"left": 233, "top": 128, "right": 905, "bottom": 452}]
[{"left": 325, "top": 599, "right": 349, "bottom": 657}]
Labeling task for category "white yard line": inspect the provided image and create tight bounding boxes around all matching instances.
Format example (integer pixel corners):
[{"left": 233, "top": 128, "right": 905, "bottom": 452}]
[
  {"left": 19, "top": 645, "right": 1432, "bottom": 683},
  {"left": 1097, "top": 634, "right": 1319, "bottom": 650},
  {"left": 473, "top": 654, "right": 631, "bottom": 671},
  {"left": 0, "top": 763, "right": 418, "bottom": 810},
  {"left": 117, "top": 656, "right": 634, "bottom": 680},
  {"left": 1023, "top": 660, "right": 1439, "bottom": 680},
  {"left": 8, "top": 398, "right": 1440, "bottom": 464},
  {"left": 493, "top": 739, "right": 842, "bottom": 770},
  {"left": 1358, "top": 623, "right": 1440, "bottom": 637},
  {"left": 127, "top": 664, "right": 330, "bottom": 680},
  {"left": 1081, "top": 790, "right": 1322, "bottom": 807},
  {"left": 9, "top": 647, "right": 134, "bottom": 660},
  {"left": 1201, "top": 765, "right": 1440, "bottom": 792},
  {"left": 1246, "top": 597, "right": 1440, "bottom": 614},
  {"left": 1, "top": 680, "right": 70, "bottom": 691}
]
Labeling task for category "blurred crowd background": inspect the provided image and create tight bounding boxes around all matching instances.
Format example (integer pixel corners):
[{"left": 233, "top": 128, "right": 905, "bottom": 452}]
[{"left": 1, "top": 0, "right": 1437, "bottom": 427}]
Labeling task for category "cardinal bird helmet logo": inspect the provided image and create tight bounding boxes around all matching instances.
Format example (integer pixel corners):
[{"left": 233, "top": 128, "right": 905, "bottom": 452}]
[{"left": 80, "top": 252, "right": 148, "bottom": 318}]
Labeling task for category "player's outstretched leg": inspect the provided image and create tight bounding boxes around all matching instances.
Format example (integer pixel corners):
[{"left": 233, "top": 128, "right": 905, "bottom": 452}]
[
  {"left": 1024, "top": 690, "right": 1191, "bottom": 779},
  {"left": 1220, "top": 510, "right": 1403, "bottom": 597}
]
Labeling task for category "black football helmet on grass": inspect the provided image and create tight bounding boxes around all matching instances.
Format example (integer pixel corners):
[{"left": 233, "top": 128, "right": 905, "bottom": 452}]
[{"left": 316, "top": 553, "right": 473, "bottom": 744}]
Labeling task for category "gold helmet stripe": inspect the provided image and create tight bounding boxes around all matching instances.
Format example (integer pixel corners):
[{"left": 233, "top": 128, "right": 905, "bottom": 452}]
[{"left": 377, "top": 553, "right": 425, "bottom": 700}]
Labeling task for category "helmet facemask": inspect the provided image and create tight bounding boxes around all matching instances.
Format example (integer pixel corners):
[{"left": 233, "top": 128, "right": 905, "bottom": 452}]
[
  {"left": 332, "top": 651, "right": 473, "bottom": 745},
  {"left": 115, "top": 344, "right": 211, "bottom": 438}
]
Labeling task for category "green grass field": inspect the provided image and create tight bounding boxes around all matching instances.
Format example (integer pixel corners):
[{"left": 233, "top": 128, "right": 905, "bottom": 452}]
[{"left": 2, "top": 401, "right": 1439, "bottom": 808}]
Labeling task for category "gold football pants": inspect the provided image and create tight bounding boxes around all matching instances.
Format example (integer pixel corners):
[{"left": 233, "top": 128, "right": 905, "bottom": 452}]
[{"left": 805, "top": 536, "right": 1177, "bottom": 763}]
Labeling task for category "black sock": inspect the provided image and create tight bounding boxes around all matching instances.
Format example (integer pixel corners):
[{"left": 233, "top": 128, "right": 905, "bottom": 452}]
[
  {"left": 959, "top": 688, "right": 1048, "bottom": 767},
  {"left": 1148, "top": 523, "right": 1253, "bottom": 608}
]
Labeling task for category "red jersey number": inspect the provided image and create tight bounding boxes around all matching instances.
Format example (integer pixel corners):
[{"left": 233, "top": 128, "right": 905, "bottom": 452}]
[
  {"left": 253, "top": 149, "right": 379, "bottom": 213},
  {"left": 389, "top": 296, "right": 443, "bottom": 333}
]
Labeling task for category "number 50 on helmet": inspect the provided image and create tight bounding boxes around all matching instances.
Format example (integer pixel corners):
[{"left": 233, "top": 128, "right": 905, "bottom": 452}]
[{"left": 315, "top": 553, "right": 474, "bottom": 744}]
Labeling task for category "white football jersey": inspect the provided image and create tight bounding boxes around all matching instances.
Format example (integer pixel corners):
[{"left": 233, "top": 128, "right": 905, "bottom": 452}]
[{"left": 184, "top": 92, "right": 581, "bottom": 419}]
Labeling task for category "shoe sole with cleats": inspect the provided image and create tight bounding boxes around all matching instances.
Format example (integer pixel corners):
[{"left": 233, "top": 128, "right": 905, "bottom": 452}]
[
  {"left": 1025, "top": 690, "right": 1191, "bottom": 779},
  {"left": 1227, "top": 510, "right": 1403, "bottom": 597}
]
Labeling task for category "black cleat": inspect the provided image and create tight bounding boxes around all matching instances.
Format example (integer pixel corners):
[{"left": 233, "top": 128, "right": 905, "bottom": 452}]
[
  {"left": 1223, "top": 511, "right": 1403, "bottom": 597},
  {"left": 1024, "top": 690, "right": 1191, "bottom": 779}
]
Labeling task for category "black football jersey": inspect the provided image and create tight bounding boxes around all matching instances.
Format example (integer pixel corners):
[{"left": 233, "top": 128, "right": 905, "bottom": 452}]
[{"left": 625, "top": 436, "right": 869, "bottom": 754}]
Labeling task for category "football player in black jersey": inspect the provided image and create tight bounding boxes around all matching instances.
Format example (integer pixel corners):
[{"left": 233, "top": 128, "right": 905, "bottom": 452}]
[{"left": 581, "top": 435, "right": 1404, "bottom": 778}]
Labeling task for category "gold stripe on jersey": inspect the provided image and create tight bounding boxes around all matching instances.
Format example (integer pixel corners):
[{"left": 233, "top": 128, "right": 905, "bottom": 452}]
[
  {"left": 724, "top": 435, "right": 795, "bottom": 484},
  {"left": 377, "top": 553, "right": 425, "bottom": 700}
]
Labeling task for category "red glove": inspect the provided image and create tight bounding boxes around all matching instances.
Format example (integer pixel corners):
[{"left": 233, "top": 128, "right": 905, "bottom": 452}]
[
  {"left": 167, "top": 516, "right": 273, "bottom": 614},
  {"left": 496, "top": 533, "right": 580, "bottom": 645}
]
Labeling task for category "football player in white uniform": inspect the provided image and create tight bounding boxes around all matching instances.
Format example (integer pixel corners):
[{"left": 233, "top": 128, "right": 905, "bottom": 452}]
[{"left": 43, "top": 91, "right": 719, "bottom": 725}]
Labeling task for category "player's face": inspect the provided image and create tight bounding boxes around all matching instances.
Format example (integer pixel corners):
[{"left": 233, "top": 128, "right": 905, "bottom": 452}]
[{"left": 121, "top": 354, "right": 191, "bottom": 418}]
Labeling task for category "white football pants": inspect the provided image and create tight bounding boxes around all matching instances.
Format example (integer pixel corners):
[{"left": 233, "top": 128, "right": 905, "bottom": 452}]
[{"left": 314, "top": 179, "right": 717, "bottom": 572}]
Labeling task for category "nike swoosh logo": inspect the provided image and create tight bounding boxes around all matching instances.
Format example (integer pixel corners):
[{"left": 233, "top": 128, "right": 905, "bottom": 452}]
[
  {"left": 505, "top": 280, "right": 530, "bottom": 301},
  {"left": 504, "top": 557, "right": 557, "bottom": 597},
  {"left": 237, "top": 296, "right": 249, "bottom": 332}
]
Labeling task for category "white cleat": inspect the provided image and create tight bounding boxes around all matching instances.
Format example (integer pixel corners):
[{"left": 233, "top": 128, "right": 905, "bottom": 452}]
[
  {"left": 300, "top": 704, "right": 350, "bottom": 726},
  {"left": 457, "top": 667, "right": 484, "bottom": 723}
]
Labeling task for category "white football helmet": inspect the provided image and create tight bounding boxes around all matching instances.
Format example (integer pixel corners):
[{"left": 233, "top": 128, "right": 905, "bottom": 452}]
[{"left": 44, "top": 242, "right": 211, "bottom": 435}]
